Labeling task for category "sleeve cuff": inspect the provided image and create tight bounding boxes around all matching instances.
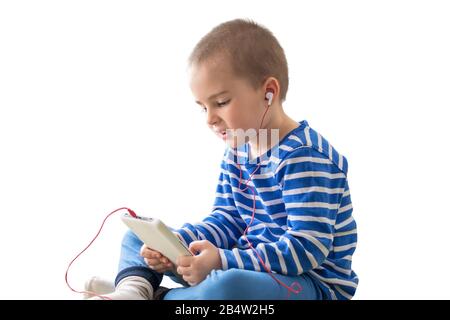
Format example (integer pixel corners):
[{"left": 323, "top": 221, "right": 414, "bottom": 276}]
[{"left": 218, "top": 248, "right": 232, "bottom": 271}]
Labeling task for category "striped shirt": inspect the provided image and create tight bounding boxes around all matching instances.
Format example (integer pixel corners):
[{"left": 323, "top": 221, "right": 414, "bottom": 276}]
[{"left": 174, "top": 120, "right": 358, "bottom": 300}]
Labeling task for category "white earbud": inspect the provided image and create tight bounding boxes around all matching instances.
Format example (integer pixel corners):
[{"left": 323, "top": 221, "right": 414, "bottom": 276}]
[{"left": 265, "top": 91, "right": 274, "bottom": 106}]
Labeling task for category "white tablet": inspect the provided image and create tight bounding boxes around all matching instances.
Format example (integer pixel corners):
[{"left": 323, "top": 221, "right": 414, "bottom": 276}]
[{"left": 121, "top": 212, "right": 193, "bottom": 283}]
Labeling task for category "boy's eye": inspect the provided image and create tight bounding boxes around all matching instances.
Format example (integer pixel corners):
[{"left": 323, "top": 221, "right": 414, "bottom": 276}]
[
  {"left": 217, "top": 100, "right": 230, "bottom": 107},
  {"left": 197, "top": 104, "right": 207, "bottom": 113}
]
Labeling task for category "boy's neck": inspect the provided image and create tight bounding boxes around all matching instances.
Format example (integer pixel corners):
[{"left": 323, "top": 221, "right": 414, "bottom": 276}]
[{"left": 248, "top": 107, "right": 299, "bottom": 161}]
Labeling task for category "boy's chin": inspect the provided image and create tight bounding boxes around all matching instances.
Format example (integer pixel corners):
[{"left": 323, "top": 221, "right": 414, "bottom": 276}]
[{"left": 224, "top": 137, "right": 246, "bottom": 149}]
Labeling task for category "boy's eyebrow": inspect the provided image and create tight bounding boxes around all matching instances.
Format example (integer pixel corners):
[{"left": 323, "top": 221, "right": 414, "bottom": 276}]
[{"left": 195, "top": 90, "right": 229, "bottom": 104}]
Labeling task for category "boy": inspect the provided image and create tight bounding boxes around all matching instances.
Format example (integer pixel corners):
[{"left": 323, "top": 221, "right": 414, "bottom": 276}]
[{"left": 86, "top": 18, "right": 358, "bottom": 300}]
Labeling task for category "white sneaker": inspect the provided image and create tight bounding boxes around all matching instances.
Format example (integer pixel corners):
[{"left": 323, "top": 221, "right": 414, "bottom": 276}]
[{"left": 83, "top": 276, "right": 115, "bottom": 299}]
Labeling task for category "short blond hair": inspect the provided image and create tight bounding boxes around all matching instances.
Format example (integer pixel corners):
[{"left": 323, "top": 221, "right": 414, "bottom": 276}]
[{"left": 188, "top": 19, "right": 289, "bottom": 102}]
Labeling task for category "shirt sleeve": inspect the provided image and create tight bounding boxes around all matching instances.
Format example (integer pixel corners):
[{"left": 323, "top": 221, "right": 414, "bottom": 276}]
[
  {"left": 172, "top": 156, "right": 247, "bottom": 250},
  {"left": 217, "top": 146, "right": 347, "bottom": 276}
]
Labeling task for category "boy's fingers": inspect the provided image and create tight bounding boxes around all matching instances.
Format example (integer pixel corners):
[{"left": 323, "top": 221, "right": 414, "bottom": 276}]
[
  {"left": 150, "top": 263, "right": 167, "bottom": 271},
  {"left": 149, "top": 251, "right": 161, "bottom": 259},
  {"left": 144, "top": 257, "right": 172, "bottom": 266},
  {"left": 177, "top": 266, "right": 191, "bottom": 276},
  {"left": 145, "top": 257, "right": 162, "bottom": 265},
  {"left": 177, "top": 255, "right": 193, "bottom": 267},
  {"left": 151, "top": 262, "right": 173, "bottom": 272},
  {"left": 141, "top": 247, "right": 162, "bottom": 259}
]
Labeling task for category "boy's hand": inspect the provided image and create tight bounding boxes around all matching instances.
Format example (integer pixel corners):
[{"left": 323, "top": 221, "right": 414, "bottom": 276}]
[
  {"left": 176, "top": 240, "right": 222, "bottom": 286},
  {"left": 140, "top": 245, "right": 175, "bottom": 274}
]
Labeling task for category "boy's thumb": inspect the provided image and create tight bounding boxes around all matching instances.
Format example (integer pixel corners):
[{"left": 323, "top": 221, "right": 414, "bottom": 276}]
[{"left": 189, "top": 240, "right": 208, "bottom": 254}]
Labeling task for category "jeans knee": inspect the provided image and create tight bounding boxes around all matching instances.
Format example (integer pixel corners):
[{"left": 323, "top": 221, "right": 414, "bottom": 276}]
[
  {"left": 121, "top": 230, "right": 143, "bottom": 253},
  {"left": 196, "top": 269, "right": 245, "bottom": 300},
  {"left": 122, "top": 230, "right": 141, "bottom": 245}
]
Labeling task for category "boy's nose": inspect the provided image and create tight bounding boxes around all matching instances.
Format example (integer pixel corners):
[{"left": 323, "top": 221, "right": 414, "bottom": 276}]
[{"left": 206, "top": 109, "right": 220, "bottom": 126}]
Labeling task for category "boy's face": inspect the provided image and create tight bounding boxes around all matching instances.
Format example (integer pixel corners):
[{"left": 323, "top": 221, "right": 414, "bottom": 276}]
[{"left": 190, "top": 59, "right": 266, "bottom": 148}]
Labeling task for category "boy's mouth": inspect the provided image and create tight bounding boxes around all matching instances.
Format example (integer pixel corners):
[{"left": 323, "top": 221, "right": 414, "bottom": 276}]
[
  {"left": 219, "top": 131, "right": 227, "bottom": 140},
  {"left": 214, "top": 129, "right": 228, "bottom": 141}
]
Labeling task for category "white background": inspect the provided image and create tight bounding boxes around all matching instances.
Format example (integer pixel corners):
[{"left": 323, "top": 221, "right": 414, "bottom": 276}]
[{"left": 0, "top": 0, "right": 449, "bottom": 299}]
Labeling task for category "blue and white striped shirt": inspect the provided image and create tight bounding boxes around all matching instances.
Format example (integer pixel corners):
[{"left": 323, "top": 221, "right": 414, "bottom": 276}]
[{"left": 175, "top": 120, "right": 358, "bottom": 299}]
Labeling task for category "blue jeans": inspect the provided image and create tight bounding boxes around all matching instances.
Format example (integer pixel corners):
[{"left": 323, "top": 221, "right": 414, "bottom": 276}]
[{"left": 118, "top": 230, "right": 325, "bottom": 300}]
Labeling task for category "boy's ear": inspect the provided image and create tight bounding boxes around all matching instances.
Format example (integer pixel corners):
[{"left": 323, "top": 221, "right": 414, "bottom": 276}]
[{"left": 262, "top": 77, "right": 280, "bottom": 103}]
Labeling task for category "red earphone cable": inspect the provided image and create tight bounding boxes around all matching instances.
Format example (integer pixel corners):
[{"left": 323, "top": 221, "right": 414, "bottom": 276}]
[
  {"left": 65, "top": 207, "right": 136, "bottom": 299},
  {"left": 236, "top": 102, "right": 302, "bottom": 298}
]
